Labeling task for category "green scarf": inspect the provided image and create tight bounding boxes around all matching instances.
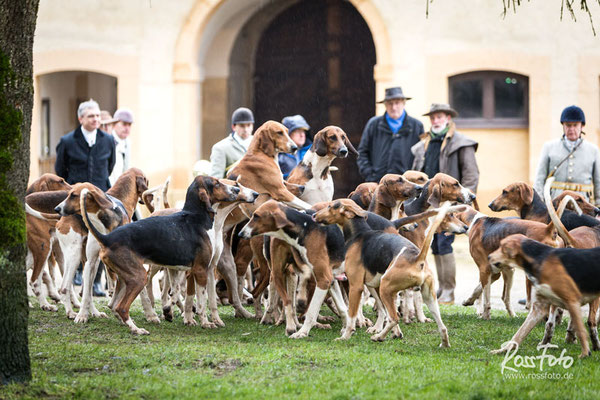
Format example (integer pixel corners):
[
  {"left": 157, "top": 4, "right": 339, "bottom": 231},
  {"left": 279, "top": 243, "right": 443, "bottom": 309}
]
[{"left": 430, "top": 125, "right": 449, "bottom": 140}]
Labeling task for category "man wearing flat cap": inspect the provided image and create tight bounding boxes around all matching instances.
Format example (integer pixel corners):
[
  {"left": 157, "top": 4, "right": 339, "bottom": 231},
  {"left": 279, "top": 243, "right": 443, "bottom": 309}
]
[
  {"left": 412, "top": 103, "right": 479, "bottom": 304},
  {"left": 109, "top": 108, "right": 134, "bottom": 186},
  {"left": 357, "top": 87, "right": 424, "bottom": 182}
]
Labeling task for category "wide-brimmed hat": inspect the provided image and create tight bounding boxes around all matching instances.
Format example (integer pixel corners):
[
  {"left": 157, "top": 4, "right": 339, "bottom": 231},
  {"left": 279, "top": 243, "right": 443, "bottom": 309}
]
[
  {"left": 377, "top": 87, "right": 412, "bottom": 103},
  {"left": 423, "top": 103, "right": 458, "bottom": 118},
  {"left": 100, "top": 110, "right": 113, "bottom": 125}
]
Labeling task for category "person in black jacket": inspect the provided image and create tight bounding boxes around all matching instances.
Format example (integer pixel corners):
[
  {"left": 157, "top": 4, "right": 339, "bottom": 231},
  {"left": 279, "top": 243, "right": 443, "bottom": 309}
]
[
  {"left": 55, "top": 99, "right": 116, "bottom": 296},
  {"left": 55, "top": 99, "right": 116, "bottom": 192},
  {"left": 357, "top": 87, "right": 424, "bottom": 182}
]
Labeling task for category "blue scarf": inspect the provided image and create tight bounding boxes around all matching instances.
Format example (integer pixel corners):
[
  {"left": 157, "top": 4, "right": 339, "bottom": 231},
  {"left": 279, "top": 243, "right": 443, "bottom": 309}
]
[{"left": 386, "top": 110, "right": 406, "bottom": 134}]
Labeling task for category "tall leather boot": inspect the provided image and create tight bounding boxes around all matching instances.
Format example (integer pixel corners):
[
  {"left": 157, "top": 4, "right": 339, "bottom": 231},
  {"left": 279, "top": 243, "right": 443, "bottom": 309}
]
[
  {"left": 93, "top": 262, "right": 106, "bottom": 297},
  {"left": 438, "top": 253, "right": 456, "bottom": 305},
  {"left": 434, "top": 254, "right": 444, "bottom": 298}
]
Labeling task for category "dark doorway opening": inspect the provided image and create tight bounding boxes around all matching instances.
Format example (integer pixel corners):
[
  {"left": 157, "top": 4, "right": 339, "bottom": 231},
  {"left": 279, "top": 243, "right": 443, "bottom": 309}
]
[{"left": 253, "top": 0, "right": 376, "bottom": 197}]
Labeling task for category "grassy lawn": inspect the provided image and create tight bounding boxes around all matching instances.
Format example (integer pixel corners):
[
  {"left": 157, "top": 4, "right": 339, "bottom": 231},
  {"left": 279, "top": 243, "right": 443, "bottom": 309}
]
[{"left": 2, "top": 299, "right": 599, "bottom": 400}]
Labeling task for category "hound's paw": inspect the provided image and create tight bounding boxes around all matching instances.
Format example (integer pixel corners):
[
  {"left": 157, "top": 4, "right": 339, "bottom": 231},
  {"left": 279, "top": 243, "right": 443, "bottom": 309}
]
[
  {"left": 403, "top": 318, "right": 412, "bottom": 325},
  {"left": 462, "top": 299, "right": 475, "bottom": 307},
  {"left": 285, "top": 327, "right": 297, "bottom": 336},
  {"left": 366, "top": 326, "right": 382, "bottom": 334},
  {"left": 66, "top": 310, "right": 77, "bottom": 320},
  {"left": 490, "top": 346, "right": 511, "bottom": 355},
  {"left": 391, "top": 331, "right": 404, "bottom": 340},
  {"left": 579, "top": 350, "right": 592, "bottom": 359},
  {"left": 314, "top": 322, "right": 331, "bottom": 330},
  {"left": 317, "top": 315, "right": 335, "bottom": 323},
  {"left": 132, "top": 327, "right": 150, "bottom": 335},
  {"left": 289, "top": 331, "right": 309, "bottom": 339},
  {"left": 235, "top": 309, "right": 254, "bottom": 319},
  {"left": 41, "top": 304, "right": 58, "bottom": 312},
  {"left": 183, "top": 318, "right": 198, "bottom": 326},
  {"left": 147, "top": 316, "right": 161, "bottom": 324},
  {"left": 202, "top": 322, "right": 218, "bottom": 329},
  {"left": 439, "top": 341, "right": 451, "bottom": 348},
  {"left": 95, "top": 311, "right": 108, "bottom": 319},
  {"left": 260, "top": 314, "right": 275, "bottom": 325},
  {"left": 74, "top": 314, "right": 89, "bottom": 324},
  {"left": 357, "top": 318, "right": 373, "bottom": 328},
  {"left": 211, "top": 317, "right": 225, "bottom": 327},
  {"left": 370, "top": 334, "right": 385, "bottom": 342},
  {"left": 565, "top": 332, "right": 577, "bottom": 343}
]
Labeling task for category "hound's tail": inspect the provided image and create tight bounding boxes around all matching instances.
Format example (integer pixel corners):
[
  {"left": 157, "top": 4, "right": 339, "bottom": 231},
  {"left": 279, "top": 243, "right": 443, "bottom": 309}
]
[
  {"left": 25, "top": 203, "right": 61, "bottom": 221},
  {"left": 80, "top": 188, "right": 110, "bottom": 247},
  {"left": 414, "top": 202, "right": 463, "bottom": 264},
  {"left": 544, "top": 177, "right": 581, "bottom": 248}
]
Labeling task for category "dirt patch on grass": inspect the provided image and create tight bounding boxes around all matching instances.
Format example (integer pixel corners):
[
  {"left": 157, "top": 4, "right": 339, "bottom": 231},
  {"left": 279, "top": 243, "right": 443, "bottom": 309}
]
[{"left": 195, "top": 358, "right": 243, "bottom": 376}]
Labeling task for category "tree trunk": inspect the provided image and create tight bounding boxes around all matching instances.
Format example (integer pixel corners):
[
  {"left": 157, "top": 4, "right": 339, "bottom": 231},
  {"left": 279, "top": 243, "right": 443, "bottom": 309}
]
[{"left": 0, "top": 0, "right": 39, "bottom": 385}]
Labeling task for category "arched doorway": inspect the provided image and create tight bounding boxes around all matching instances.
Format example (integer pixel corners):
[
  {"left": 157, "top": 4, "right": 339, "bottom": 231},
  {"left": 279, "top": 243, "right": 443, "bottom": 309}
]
[{"left": 252, "top": 0, "right": 376, "bottom": 196}]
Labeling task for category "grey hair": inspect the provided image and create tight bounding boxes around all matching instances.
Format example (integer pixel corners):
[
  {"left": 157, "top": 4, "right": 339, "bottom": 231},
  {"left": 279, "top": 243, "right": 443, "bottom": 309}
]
[{"left": 77, "top": 99, "right": 100, "bottom": 118}]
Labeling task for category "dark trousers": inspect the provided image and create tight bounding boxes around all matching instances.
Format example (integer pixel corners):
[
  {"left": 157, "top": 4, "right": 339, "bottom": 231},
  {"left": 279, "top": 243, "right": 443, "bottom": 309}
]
[{"left": 431, "top": 233, "right": 454, "bottom": 255}]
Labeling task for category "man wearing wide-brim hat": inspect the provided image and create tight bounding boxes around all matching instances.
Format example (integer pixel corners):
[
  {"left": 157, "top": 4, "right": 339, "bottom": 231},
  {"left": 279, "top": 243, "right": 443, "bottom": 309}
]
[
  {"left": 411, "top": 103, "right": 479, "bottom": 305},
  {"left": 357, "top": 87, "right": 424, "bottom": 182}
]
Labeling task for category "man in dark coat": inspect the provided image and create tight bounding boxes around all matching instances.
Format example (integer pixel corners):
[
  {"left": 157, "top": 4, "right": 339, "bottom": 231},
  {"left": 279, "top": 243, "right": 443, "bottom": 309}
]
[
  {"left": 412, "top": 103, "right": 479, "bottom": 304},
  {"left": 54, "top": 99, "right": 116, "bottom": 296},
  {"left": 55, "top": 99, "right": 116, "bottom": 192},
  {"left": 357, "top": 87, "right": 424, "bottom": 182}
]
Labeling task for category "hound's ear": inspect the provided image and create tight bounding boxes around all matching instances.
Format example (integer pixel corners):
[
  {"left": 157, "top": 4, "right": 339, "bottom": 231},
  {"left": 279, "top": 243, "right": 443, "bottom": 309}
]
[
  {"left": 377, "top": 184, "right": 396, "bottom": 208},
  {"left": 313, "top": 133, "right": 328, "bottom": 157},
  {"left": 142, "top": 192, "right": 155, "bottom": 213},
  {"left": 257, "top": 130, "right": 276, "bottom": 156},
  {"left": 274, "top": 212, "right": 290, "bottom": 229},
  {"left": 136, "top": 175, "right": 149, "bottom": 196},
  {"left": 39, "top": 181, "right": 50, "bottom": 192},
  {"left": 427, "top": 183, "right": 441, "bottom": 208},
  {"left": 197, "top": 188, "right": 215, "bottom": 214},
  {"left": 472, "top": 198, "right": 480, "bottom": 211},
  {"left": 504, "top": 243, "right": 518, "bottom": 259},
  {"left": 519, "top": 184, "right": 534, "bottom": 205},
  {"left": 343, "top": 134, "right": 359, "bottom": 156},
  {"left": 89, "top": 188, "right": 114, "bottom": 210}
]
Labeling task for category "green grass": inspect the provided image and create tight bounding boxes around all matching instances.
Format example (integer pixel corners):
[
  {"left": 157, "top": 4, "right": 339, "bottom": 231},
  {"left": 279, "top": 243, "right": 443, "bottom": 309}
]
[{"left": 2, "top": 299, "right": 599, "bottom": 399}]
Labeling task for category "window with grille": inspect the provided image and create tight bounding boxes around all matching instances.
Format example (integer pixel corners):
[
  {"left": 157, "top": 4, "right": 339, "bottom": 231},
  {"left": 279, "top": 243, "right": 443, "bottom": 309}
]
[{"left": 449, "top": 71, "right": 529, "bottom": 128}]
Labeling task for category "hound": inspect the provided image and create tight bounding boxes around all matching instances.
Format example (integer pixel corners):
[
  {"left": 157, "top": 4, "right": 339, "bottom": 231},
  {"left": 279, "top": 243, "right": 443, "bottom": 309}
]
[
  {"left": 314, "top": 199, "right": 458, "bottom": 347},
  {"left": 78, "top": 176, "right": 244, "bottom": 334},
  {"left": 538, "top": 177, "right": 600, "bottom": 348},
  {"left": 24, "top": 174, "right": 72, "bottom": 310},
  {"left": 489, "top": 233, "right": 600, "bottom": 358},
  {"left": 228, "top": 120, "right": 311, "bottom": 211},
  {"left": 348, "top": 182, "right": 378, "bottom": 210},
  {"left": 239, "top": 200, "right": 347, "bottom": 338},
  {"left": 54, "top": 168, "right": 149, "bottom": 322},
  {"left": 488, "top": 181, "right": 599, "bottom": 307},
  {"left": 456, "top": 205, "right": 563, "bottom": 319}
]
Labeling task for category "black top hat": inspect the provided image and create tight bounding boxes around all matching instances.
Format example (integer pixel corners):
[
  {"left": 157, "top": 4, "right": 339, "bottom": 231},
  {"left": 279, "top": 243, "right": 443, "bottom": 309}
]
[
  {"left": 422, "top": 103, "right": 459, "bottom": 118},
  {"left": 377, "top": 87, "right": 412, "bottom": 103}
]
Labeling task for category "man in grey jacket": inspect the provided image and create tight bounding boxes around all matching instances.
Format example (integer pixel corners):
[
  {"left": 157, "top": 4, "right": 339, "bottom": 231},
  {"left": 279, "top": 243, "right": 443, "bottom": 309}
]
[
  {"left": 534, "top": 105, "right": 600, "bottom": 205},
  {"left": 412, "top": 103, "right": 479, "bottom": 304},
  {"left": 210, "top": 107, "right": 254, "bottom": 178}
]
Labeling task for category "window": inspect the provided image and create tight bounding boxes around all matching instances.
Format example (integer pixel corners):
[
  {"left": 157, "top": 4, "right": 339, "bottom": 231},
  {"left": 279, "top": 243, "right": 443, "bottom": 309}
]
[{"left": 449, "top": 71, "right": 529, "bottom": 128}]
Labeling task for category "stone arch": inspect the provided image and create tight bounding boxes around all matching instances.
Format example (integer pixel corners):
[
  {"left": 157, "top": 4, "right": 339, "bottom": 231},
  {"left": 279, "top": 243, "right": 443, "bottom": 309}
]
[{"left": 171, "top": 0, "right": 393, "bottom": 168}]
